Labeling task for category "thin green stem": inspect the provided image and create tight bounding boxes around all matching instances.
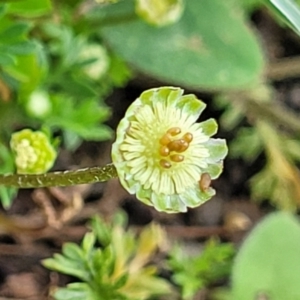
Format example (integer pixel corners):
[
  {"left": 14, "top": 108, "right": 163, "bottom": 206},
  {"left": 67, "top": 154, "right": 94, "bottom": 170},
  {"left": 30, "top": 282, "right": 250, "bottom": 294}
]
[{"left": 0, "top": 164, "right": 118, "bottom": 188}]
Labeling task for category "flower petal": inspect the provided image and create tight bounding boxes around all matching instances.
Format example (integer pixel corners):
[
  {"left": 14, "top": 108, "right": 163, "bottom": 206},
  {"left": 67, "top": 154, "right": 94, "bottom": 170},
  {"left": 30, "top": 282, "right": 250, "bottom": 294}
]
[
  {"left": 177, "top": 94, "right": 206, "bottom": 123},
  {"left": 151, "top": 193, "right": 187, "bottom": 213},
  {"left": 204, "top": 138, "right": 228, "bottom": 162},
  {"left": 195, "top": 118, "right": 218, "bottom": 137},
  {"left": 181, "top": 184, "right": 216, "bottom": 207},
  {"left": 202, "top": 161, "right": 224, "bottom": 180}
]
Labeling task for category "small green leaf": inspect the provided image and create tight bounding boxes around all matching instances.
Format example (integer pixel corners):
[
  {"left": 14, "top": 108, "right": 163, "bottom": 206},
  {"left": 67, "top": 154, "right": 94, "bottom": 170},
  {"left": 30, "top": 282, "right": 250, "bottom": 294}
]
[
  {"left": 221, "top": 107, "right": 244, "bottom": 130},
  {"left": 42, "top": 255, "right": 90, "bottom": 282},
  {"left": 62, "top": 130, "right": 82, "bottom": 151},
  {"left": 0, "top": 22, "right": 31, "bottom": 42},
  {"left": 230, "top": 127, "right": 263, "bottom": 162},
  {"left": 0, "top": 40, "right": 36, "bottom": 55},
  {"left": 232, "top": 212, "right": 300, "bottom": 300},
  {"left": 70, "top": 126, "right": 113, "bottom": 141},
  {"left": 7, "top": 0, "right": 52, "bottom": 17},
  {"left": 0, "top": 186, "right": 17, "bottom": 209},
  {"left": 285, "top": 138, "right": 300, "bottom": 161},
  {"left": 0, "top": 143, "right": 17, "bottom": 208},
  {"left": 45, "top": 97, "right": 112, "bottom": 145},
  {"left": 0, "top": 4, "right": 6, "bottom": 18},
  {"left": 267, "top": 0, "right": 300, "bottom": 35},
  {"left": 4, "top": 49, "right": 47, "bottom": 99},
  {"left": 169, "top": 240, "right": 234, "bottom": 300},
  {"left": 0, "top": 52, "right": 15, "bottom": 65},
  {"left": 90, "top": 215, "right": 111, "bottom": 247},
  {"left": 82, "top": 232, "right": 96, "bottom": 255},
  {"left": 54, "top": 283, "right": 95, "bottom": 300},
  {"left": 62, "top": 243, "right": 84, "bottom": 260},
  {"left": 113, "top": 273, "right": 128, "bottom": 289},
  {"left": 213, "top": 95, "right": 244, "bottom": 130}
]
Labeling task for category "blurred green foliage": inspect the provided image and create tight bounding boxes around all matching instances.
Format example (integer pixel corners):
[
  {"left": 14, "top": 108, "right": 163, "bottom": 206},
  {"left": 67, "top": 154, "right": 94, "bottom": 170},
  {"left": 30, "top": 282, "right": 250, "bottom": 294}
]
[
  {"left": 168, "top": 239, "right": 234, "bottom": 300},
  {"left": 101, "top": 0, "right": 264, "bottom": 90},
  {"left": 0, "top": 144, "right": 17, "bottom": 208},
  {"left": 232, "top": 213, "right": 300, "bottom": 300},
  {"left": 1, "top": 0, "right": 300, "bottom": 298},
  {"left": 43, "top": 213, "right": 172, "bottom": 300},
  {"left": 0, "top": 0, "right": 131, "bottom": 206},
  {"left": 267, "top": 0, "right": 300, "bottom": 34}
]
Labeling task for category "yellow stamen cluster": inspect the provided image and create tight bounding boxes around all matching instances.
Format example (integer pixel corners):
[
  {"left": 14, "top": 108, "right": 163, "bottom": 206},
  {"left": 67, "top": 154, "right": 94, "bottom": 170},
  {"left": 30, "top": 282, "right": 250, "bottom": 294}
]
[{"left": 159, "top": 127, "right": 193, "bottom": 169}]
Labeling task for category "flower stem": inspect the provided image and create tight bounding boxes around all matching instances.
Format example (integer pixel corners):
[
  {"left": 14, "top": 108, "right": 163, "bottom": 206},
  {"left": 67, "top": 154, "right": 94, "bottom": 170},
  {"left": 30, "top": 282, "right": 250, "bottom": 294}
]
[{"left": 0, "top": 164, "right": 118, "bottom": 188}]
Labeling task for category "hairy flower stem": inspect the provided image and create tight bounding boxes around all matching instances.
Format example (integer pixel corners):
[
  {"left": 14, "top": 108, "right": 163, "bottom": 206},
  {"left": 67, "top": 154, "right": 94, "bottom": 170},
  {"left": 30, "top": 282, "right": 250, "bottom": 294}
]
[{"left": 0, "top": 164, "right": 118, "bottom": 188}]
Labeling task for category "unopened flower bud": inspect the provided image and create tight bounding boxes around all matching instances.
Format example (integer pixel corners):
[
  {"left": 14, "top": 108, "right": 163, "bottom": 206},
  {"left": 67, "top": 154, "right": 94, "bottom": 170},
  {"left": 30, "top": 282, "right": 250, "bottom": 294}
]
[
  {"left": 135, "top": 0, "right": 184, "bottom": 27},
  {"left": 10, "top": 129, "right": 57, "bottom": 174}
]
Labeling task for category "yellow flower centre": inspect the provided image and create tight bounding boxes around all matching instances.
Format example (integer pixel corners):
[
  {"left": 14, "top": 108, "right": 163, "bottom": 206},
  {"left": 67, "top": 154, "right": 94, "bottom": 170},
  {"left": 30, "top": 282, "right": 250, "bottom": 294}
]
[{"left": 158, "top": 127, "right": 193, "bottom": 169}]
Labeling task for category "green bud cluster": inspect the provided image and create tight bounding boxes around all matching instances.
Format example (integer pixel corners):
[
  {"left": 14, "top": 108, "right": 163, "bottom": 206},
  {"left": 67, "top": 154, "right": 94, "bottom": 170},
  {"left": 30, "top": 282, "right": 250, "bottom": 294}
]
[{"left": 10, "top": 129, "right": 57, "bottom": 174}]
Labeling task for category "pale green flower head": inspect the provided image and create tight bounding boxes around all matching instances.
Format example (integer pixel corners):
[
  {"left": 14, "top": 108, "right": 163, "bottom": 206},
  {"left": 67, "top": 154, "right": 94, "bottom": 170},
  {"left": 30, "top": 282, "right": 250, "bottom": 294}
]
[
  {"left": 112, "top": 87, "right": 228, "bottom": 213},
  {"left": 135, "top": 0, "right": 184, "bottom": 27},
  {"left": 10, "top": 129, "right": 57, "bottom": 174}
]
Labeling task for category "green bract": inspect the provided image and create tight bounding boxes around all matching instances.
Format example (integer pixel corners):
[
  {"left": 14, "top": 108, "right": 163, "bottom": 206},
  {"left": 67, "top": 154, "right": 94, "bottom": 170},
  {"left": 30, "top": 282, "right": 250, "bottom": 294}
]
[
  {"left": 10, "top": 129, "right": 57, "bottom": 174},
  {"left": 135, "top": 0, "right": 184, "bottom": 27},
  {"left": 112, "top": 87, "right": 228, "bottom": 213}
]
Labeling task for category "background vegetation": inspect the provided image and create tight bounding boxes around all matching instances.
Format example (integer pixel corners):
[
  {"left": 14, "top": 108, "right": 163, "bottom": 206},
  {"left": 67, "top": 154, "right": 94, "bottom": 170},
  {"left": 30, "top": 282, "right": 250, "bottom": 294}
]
[{"left": 1, "top": 0, "right": 300, "bottom": 299}]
